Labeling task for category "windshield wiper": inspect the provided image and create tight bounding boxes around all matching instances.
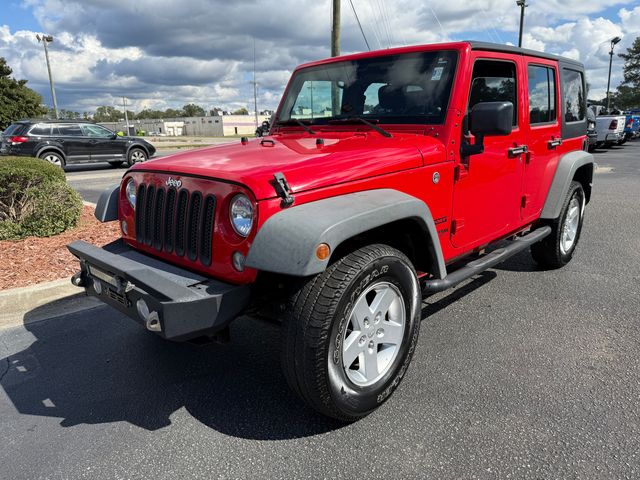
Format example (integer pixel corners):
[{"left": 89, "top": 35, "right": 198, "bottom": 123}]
[
  {"left": 328, "top": 117, "right": 392, "bottom": 138},
  {"left": 276, "top": 118, "right": 316, "bottom": 135}
]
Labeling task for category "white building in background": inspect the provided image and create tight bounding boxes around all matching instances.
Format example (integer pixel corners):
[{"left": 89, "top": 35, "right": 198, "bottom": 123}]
[{"left": 99, "top": 114, "right": 272, "bottom": 137}]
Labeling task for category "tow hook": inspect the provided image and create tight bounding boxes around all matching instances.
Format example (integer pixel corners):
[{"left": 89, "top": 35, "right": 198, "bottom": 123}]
[{"left": 71, "top": 272, "right": 86, "bottom": 287}]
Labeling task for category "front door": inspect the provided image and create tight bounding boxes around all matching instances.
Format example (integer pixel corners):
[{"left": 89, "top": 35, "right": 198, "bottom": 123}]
[
  {"left": 451, "top": 55, "right": 527, "bottom": 249},
  {"left": 81, "top": 124, "right": 126, "bottom": 162}
]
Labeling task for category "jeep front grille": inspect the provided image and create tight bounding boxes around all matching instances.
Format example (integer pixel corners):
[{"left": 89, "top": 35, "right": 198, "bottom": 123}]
[{"left": 135, "top": 184, "right": 216, "bottom": 266}]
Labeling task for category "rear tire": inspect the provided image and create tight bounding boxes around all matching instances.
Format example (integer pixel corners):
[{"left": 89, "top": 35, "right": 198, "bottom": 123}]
[
  {"left": 531, "top": 181, "right": 585, "bottom": 269},
  {"left": 39, "top": 151, "right": 65, "bottom": 168},
  {"left": 281, "top": 244, "right": 421, "bottom": 422},
  {"left": 127, "top": 148, "right": 147, "bottom": 166}
]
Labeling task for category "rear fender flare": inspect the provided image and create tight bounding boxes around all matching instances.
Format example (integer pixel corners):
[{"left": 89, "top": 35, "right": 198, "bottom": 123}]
[
  {"left": 541, "top": 150, "right": 594, "bottom": 220},
  {"left": 246, "top": 189, "right": 447, "bottom": 278},
  {"left": 35, "top": 145, "right": 66, "bottom": 161}
]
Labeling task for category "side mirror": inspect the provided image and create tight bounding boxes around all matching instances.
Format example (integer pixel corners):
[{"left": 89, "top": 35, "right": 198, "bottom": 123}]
[{"left": 461, "top": 101, "right": 513, "bottom": 157}]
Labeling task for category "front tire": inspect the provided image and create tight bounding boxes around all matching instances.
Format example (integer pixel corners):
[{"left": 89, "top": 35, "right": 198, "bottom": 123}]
[
  {"left": 531, "top": 181, "right": 585, "bottom": 269},
  {"left": 282, "top": 244, "right": 421, "bottom": 421},
  {"left": 127, "top": 148, "right": 147, "bottom": 166}
]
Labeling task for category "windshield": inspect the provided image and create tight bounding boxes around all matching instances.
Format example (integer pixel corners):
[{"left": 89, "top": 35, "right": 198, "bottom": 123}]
[{"left": 277, "top": 50, "right": 458, "bottom": 126}]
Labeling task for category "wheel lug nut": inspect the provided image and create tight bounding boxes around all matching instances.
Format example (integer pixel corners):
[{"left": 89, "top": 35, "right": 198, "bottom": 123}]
[
  {"left": 375, "top": 312, "right": 381, "bottom": 324},
  {"left": 359, "top": 335, "right": 366, "bottom": 345},
  {"left": 376, "top": 328, "right": 384, "bottom": 337},
  {"left": 364, "top": 318, "right": 370, "bottom": 328},
  {"left": 368, "top": 340, "right": 375, "bottom": 350}
]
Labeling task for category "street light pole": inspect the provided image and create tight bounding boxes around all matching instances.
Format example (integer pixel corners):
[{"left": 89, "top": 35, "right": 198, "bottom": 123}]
[
  {"left": 516, "top": 0, "right": 527, "bottom": 48},
  {"left": 36, "top": 34, "right": 59, "bottom": 119},
  {"left": 606, "top": 36, "right": 622, "bottom": 114}
]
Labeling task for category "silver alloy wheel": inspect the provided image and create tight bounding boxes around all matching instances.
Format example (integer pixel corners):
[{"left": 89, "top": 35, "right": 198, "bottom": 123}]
[
  {"left": 130, "top": 150, "right": 146, "bottom": 163},
  {"left": 42, "top": 153, "right": 62, "bottom": 166},
  {"left": 560, "top": 196, "right": 581, "bottom": 255},
  {"left": 342, "top": 281, "right": 406, "bottom": 387}
]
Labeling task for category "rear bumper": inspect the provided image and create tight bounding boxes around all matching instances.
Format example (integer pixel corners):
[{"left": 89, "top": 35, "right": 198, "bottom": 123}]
[
  {"left": 67, "top": 239, "right": 251, "bottom": 341},
  {"left": 604, "top": 132, "right": 621, "bottom": 142}
]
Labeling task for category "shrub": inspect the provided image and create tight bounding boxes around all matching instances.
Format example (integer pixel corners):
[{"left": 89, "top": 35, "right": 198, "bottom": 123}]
[{"left": 0, "top": 156, "right": 82, "bottom": 240}]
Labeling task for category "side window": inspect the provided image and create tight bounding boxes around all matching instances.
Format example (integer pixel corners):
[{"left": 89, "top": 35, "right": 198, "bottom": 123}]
[
  {"left": 562, "top": 69, "right": 586, "bottom": 123},
  {"left": 29, "top": 124, "right": 51, "bottom": 136},
  {"left": 58, "top": 124, "right": 83, "bottom": 136},
  {"left": 82, "top": 124, "right": 114, "bottom": 137},
  {"left": 290, "top": 80, "right": 341, "bottom": 120},
  {"left": 469, "top": 60, "right": 518, "bottom": 126},
  {"left": 528, "top": 65, "right": 556, "bottom": 124}
]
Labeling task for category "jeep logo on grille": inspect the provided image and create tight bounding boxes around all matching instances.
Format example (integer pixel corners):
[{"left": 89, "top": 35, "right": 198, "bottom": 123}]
[{"left": 166, "top": 177, "right": 182, "bottom": 188}]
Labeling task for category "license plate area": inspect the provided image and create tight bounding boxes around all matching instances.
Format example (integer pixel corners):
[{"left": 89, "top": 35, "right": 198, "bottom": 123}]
[{"left": 88, "top": 265, "right": 118, "bottom": 288}]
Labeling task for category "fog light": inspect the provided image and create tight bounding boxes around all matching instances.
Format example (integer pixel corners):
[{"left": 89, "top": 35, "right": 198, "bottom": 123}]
[
  {"left": 121, "top": 220, "right": 128, "bottom": 235},
  {"left": 137, "top": 299, "right": 162, "bottom": 332},
  {"left": 232, "top": 251, "right": 245, "bottom": 272},
  {"left": 92, "top": 279, "right": 102, "bottom": 294}
]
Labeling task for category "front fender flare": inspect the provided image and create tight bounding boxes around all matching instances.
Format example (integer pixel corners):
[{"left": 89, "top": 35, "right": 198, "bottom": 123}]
[{"left": 246, "top": 189, "right": 446, "bottom": 278}]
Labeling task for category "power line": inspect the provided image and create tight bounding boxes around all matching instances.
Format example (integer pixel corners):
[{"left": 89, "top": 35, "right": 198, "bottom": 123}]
[
  {"left": 364, "top": 0, "right": 384, "bottom": 49},
  {"left": 349, "top": 0, "right": 371, "bottom": 51}
]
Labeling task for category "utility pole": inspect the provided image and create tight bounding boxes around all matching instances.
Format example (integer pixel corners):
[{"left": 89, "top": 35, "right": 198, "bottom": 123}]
[
  {"left": 331, "top": 0, "right": 341, "bottom": 57},
  {"left": 606, "top": 36, "right": 622, "bottom": 114},
  {"left": 252, "top": 39, "right": 259, "bottom": 128},
  {"left": 36, "top": 34, "right": 59, "bottom": 119},
  {"left": 516, "top": 1, "right": 527, "bottom": 48},
  {"left": 331, "top": 0, "right": 341, "bottom": 114},
  {"left": 122, "top": 96, "right": 130, "bottom": 134}
]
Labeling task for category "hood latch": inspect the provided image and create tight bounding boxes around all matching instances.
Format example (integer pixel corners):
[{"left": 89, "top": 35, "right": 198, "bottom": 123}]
[{"left": 272, "top": 172, "right": 295, "bottom": 208}]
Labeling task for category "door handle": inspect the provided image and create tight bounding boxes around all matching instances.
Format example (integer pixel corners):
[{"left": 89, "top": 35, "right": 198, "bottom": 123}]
[
  {"left": 508, "top": 145, "right": 528, "bottom": 158},
  {"left": 547, "top": 138, "right": 562, "bottom": 149}
]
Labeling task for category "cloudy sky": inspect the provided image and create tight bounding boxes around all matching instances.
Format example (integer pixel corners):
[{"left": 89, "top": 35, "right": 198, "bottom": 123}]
[{"left": 1, "top": 0, "right": 639, "bottom": 114}]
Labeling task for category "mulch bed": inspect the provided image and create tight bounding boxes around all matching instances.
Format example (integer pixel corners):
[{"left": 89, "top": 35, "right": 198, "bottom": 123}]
[{"left": 0, "top": 206, "right": 120, "bottom": 290}]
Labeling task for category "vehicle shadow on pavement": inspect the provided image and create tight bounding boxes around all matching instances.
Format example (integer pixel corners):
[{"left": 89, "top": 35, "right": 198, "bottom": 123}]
[{"left": 0, "top": 306, "right": 344, "bottom": 440}]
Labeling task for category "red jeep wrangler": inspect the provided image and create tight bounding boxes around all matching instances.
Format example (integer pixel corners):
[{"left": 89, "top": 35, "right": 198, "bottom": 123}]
[{"left": 69, "top": 41, "right": 593, "bottom": 421}]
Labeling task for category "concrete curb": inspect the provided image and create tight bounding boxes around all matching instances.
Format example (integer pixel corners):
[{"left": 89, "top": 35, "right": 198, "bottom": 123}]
[{"left": 0, "top": 278, "right": 101, "bottom": 329}]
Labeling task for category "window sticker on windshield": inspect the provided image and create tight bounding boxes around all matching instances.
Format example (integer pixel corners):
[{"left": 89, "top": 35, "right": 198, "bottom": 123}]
[{"left": 431, "top": 67, "right": 444, "bottom": 81}]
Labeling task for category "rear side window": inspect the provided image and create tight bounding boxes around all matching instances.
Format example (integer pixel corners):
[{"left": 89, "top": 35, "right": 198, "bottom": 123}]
[
  {"left": 30, "top": 124, "right": 51, "bottom": 136},
  {"left": 469, "top": 60, "right": 518, "bottom": 126},
  {"left": 528, "top": 65, "right": 556, "bottom": 124},
  {"left": 562, "top": 69, "right": 586, "bottom": 123},
  {"left": 58, "top": 124, "right": 83, "bottom": 136},
  {"left": 2, "top": 124, "right": 23, "bottom": 136}
]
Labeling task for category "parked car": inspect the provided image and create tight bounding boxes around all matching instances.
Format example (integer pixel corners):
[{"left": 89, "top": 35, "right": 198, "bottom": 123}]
[
  {"left": 589, "top": 106, "right": 626, "bottom": 148},
  {"left": 622, "top": 114, "right": 640, "bottom": 142},
  {"left": 0, "top": 120, "right": 156, "bottom": 168},
  {"left": 68, "top": 41, "right": 594, "bottom": 421}
]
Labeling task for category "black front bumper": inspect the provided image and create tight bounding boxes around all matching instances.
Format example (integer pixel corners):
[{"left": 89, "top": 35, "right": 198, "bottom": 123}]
[{"left": 68, "top": 240, "right": 251, "bottom": 341}]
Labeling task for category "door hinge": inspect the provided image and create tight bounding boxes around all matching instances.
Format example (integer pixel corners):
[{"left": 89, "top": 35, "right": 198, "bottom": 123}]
[
  {"left": 521, "top": 195, "right": 530, "bottom": 209},
  {"left": 271, "top": 172, "right": 295, "bottom": 208},
  {"left": 454, "top": 164, "right": 469, "bottom": 181}
]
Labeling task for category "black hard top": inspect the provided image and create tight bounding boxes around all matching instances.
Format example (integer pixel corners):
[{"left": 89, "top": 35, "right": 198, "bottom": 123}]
[{"left": 468, "top": 41, "right": 584, "bottom": 68}]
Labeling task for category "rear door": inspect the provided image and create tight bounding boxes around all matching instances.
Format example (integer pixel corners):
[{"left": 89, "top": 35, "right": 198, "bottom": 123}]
[
  {"left": 451, "top": 53, "right": 527, "bottom": 249},
  {"left": 81, "top": 124, "right": 125, "bottom": 162},
  {"left": 521, "top": 60, "right": 561, "bottom": 220},
  {"left": 55, "top": 123, "right": 90, "bottom": 163}
]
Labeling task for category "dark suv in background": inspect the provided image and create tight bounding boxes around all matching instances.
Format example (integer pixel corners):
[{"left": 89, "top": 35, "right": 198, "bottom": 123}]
[{"left": 0, "top": 120, "right": 156, "bottom": 168}]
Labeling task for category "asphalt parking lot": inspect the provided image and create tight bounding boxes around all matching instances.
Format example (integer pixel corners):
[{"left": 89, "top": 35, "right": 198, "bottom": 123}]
[{"left": 1, "top": 142, "right": 639, "bottom": 479}]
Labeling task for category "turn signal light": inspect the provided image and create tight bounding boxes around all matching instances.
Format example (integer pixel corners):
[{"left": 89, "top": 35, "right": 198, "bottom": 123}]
[{"left": 316, "top": 243, "right": 331, "bottom": 261}]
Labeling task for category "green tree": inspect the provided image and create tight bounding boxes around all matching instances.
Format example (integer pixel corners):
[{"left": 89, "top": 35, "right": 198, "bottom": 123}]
[
  {"left": 0, "top": 57, "right": 47, "bottom": 130},
  {"left": 182, "top": 103, "right": 206, "bottom": 117},
  {"left": 614, "top": 36, "right": 640, "bottom": 109},
  {"left": 232, "top": 107, "right": 249, "bottom": 115},
  {"left": 93, "top": 105, "right": 123, "bottom": 122}
]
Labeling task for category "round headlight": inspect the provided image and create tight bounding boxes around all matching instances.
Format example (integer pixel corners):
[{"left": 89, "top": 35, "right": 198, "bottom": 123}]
[
  {"left": 125, "top": 178, "right": 136, "bottom": 208},
  {"left": 229, "top": 194, "right": 254, "bottom": 237}
]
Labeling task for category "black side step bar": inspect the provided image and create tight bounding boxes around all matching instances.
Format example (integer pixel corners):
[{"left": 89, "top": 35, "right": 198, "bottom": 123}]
[{"left": 423, "top": 226, "right": 552, "bottom": 294}]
